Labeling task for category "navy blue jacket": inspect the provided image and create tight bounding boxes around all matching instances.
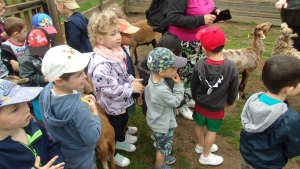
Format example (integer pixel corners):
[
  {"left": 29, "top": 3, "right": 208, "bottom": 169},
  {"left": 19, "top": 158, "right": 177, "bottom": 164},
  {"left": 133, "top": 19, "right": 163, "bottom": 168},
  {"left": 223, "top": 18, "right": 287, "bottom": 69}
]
[
  {"left": 240, "top": 105, "right": 300, "bottom": 169},
  {"left": 0, "top": 119, "right": 64, "bottom": 169},
  {"left": 66, "top": 12, "right": 92, "bottom": 53}
]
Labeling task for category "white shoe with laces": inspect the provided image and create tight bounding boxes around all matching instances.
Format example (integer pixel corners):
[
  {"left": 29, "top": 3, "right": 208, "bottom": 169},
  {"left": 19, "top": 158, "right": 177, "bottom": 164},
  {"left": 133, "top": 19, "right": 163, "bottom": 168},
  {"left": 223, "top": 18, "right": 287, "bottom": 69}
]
[
  {"left": 178, "top": 106, "right": 194, "bottom": 120},
  {"left": 126, "top": 126, "right": 138, "bottom": 135},
  {"left": 195, "top": 144, "right": 218, "bottom": 154},
  {"left": 108, "top": 153, "right": 130, "bottom": 167},
  {"left": 187, "top": 99, "right": 195, "bottom": 108},
  {"left": 199, "top": 153, "right": 223, "bottom": 165},
  {"left": 125, "top": 133, "right": 137, "bottom": 144}
]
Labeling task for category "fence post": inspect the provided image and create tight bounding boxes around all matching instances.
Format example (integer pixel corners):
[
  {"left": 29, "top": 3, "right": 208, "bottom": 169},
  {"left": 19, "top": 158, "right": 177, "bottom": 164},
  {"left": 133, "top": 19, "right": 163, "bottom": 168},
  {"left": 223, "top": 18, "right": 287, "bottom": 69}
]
[{"left": 46, "top": 0, "right": 65, "bottom": 45}]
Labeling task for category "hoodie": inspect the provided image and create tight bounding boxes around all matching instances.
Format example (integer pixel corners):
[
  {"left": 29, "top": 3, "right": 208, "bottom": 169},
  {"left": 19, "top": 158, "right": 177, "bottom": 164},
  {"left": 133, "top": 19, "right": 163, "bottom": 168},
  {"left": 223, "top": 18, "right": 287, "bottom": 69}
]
[
  {"left": 0, "top": 119, "right": 64, "bottom": 169},
  {"left": 240, "top": 92, "right": 300, "bottom": 169},
  {"left": 39, "top": 83, "right": 101, "bottom": 169},
  {"left": 65, "top": 12, "right": 92, "bottom": 53}
]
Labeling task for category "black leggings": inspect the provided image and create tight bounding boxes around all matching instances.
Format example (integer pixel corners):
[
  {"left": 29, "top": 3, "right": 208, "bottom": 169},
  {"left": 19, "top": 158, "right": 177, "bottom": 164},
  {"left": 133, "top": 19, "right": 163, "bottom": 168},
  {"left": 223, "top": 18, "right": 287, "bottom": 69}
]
[{"left": 107, "top": 111, "right": 128, "bottom": 143}]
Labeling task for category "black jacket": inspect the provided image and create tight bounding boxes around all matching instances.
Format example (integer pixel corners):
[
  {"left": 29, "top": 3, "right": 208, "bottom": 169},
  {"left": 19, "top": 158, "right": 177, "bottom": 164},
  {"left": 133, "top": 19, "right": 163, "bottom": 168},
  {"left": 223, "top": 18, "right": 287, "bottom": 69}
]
[
  {"left": 190, "top": 58, "right": 238, "bottom": 112},
  {"left": 65, "top": 12, "right": 93, "bottom": 53},
  {"left": 19, "top": 48, "right": 48, "bottom": 87},
  {"left": 1, "top": 43, "right": 19, "bottom": 75}
]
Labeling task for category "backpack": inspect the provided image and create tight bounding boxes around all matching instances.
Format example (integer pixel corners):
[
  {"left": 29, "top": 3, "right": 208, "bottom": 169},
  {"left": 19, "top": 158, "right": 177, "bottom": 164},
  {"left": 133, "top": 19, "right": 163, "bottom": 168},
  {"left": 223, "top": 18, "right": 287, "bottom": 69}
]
[{"left": 145, "top": 0, "right": 168, "bottom": 33}]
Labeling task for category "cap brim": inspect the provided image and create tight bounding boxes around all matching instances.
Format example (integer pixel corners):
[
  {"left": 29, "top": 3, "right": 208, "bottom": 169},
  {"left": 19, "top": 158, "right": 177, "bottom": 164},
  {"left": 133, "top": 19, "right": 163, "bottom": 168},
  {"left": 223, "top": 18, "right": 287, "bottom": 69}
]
[
  {"left": 65, "top": 52, "right": 93, "bottom": 73},
  {"left": 43, "top": 26, "right": 57, "bottom": 34},
  {"left": 29, "top": 45, "right": 50, "bottom": 56},
  {"left": 172, "top": 56, "right": 187, "bottom": 68},
  {"left": 64, "top": 2, "right": 80, "bottom": 9},
  {"left": 0, "top": 86, "right": 43, "bottom": 107},
  {"left": 123, "top": 26, "right": 140, "bottom": 34}
]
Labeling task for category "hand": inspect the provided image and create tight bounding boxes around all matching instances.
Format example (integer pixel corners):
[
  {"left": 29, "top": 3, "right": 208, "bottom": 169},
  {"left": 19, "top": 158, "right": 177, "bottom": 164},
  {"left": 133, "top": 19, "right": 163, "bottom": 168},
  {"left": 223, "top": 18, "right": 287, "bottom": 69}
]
[
  {"left": 10, "top": 60, "right": 19, "bottom": 72},
  {"left": 136, "top": 95, "right": 143, "bottom": 106},
  {"left": 35, "top": 156, "right": 65, "bottom": 169},
  {"left": 82, "top": 95, "right": 98, "bottom": 115},
  {"left": 215, "top": 9, "right": 221, "bottom": 15},
  {"left": 275, "top": 0, "right": 287, "bottom": 11},
  {"left": 131, "top": 79, "right": 144, "bottom": 93},
  {"left": 204, "top": 14, "right": 216, "bottom": 25},
  {"left": 83, "top": 95, "right": 96, "bottom": 103},
  {"left": 172, "top": 73, "right": 181, "bottom": 84}
]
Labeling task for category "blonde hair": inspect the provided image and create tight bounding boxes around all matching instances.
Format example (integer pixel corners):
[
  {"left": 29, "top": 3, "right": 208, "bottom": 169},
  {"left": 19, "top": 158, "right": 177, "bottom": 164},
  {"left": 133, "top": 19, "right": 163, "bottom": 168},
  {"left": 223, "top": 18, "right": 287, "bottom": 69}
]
[
  {"left": 106, "top": 3, "right": 125, "bottom": 19},
  {"left": 88, "top": 11, "right": 118, "bottom": 47}
]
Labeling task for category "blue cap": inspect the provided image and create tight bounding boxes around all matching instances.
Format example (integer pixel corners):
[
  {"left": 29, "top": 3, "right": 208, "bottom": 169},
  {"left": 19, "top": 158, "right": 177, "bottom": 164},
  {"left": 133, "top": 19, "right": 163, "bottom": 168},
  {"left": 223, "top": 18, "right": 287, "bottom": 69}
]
[{"left": 31, "top": 13, "right": 57, "bottom": 34}]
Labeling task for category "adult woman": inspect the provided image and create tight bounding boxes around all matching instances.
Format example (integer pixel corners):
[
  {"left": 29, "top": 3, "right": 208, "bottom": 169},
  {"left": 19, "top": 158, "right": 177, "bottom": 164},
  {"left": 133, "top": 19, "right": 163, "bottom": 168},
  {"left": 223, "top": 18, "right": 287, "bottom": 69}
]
[{"left": 165, "top": 0, "right": 220, "bottom": 120}]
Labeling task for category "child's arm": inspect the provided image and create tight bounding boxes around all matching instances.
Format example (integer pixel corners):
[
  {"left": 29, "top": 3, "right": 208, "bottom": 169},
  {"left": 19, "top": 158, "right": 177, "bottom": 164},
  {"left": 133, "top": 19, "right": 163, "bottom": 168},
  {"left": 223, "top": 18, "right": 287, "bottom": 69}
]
[
  {"left": 19, "top": 59, "right": 48, "bottom": 85},
  {"left": 190, "top": 63, "right": 200, "bottom": 99},
  {"left": 156, "top": 73, "right": 184, "bottom": 107},
  {"left": 227, "top": 66, "right": 239, "bottom": 104},
  {"left": 285, "top": 114, "right": 300, "bottom": 158},
  {"left": 66, "top": 22, "right": 82, "bottom": 52},
  {"left": 73, "top": 101, "right": 101, "bottom": 145}
]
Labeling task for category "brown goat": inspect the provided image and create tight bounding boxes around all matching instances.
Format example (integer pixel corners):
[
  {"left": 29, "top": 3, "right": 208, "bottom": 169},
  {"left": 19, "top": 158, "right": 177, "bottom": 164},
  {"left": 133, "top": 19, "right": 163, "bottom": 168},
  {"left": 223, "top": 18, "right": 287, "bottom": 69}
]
[
  {"left": 130, "top": 20, "right": 162, "bottom": 65},
  {"left": 223, "top": 22, "right": 273, "bottom": 99},
  {"left": 4, "top": 75, "right": 28, "bottom": 84},
  {"left": 272, "top": 22, "right": 300, "bottom": 59}
]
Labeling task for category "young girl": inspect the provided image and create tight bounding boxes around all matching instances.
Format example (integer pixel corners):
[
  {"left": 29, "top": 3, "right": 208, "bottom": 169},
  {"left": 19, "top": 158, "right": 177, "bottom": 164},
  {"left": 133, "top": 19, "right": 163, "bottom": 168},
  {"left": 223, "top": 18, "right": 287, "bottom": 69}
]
[
  {"left": 87, "top": 11, "right": 144, "bottom": 168},
  {"left": 138, "top": 33, "right": 183, "bottom": 149}
]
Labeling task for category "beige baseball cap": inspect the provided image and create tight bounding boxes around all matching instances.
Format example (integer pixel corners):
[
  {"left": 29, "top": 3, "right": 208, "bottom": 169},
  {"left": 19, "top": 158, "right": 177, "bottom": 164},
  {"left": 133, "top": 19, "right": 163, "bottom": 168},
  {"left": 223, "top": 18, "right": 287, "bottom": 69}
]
[{"left": 56, "top": 0, "right": 79, "bottom": 9}]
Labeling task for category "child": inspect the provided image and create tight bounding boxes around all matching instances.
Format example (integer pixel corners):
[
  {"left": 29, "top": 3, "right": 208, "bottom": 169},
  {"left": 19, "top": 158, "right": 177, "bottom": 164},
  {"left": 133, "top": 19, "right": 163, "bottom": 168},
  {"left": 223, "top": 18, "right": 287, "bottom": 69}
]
[
  {"left": 87, "top": 11, "right": 144, "bottom": 167},
  {"left": 39, "top": 45, "right": 101, "bottom": 169},
  {"left": 240, "top": 55, "right": 300, "bottom": 169},
  {"left": 138, "top": 33, "right": 183, "bottom": 147},
  {"left": 1, "top": 17, "right": 27, "bottom": 76},
  {"left": 145, "top": 47, "right": 187, "bottom": 169},
  {"left": 31, "top": 13, "right": 57, "bottom": 47},
  {"left": 190, "top": 26, "right": 238, "bottom": 165},
  {"left": 19, "top": 28, "right": 51, "bottom": 124},
  {"left": 54, "top": 0, "right": 92, "bottom": 53},
  {"left": 0, "top": 79, "right": 65, "bottom": 168},
  {"left": 119, "top": 18, "right": 141, "bottom": 144}
]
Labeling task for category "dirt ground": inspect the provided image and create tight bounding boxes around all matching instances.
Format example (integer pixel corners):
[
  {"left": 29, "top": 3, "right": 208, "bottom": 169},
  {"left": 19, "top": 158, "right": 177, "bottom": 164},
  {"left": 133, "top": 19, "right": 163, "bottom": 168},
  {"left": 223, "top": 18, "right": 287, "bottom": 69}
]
[{"left": 125, "top": 13, "right": 300, "bottom": 169}]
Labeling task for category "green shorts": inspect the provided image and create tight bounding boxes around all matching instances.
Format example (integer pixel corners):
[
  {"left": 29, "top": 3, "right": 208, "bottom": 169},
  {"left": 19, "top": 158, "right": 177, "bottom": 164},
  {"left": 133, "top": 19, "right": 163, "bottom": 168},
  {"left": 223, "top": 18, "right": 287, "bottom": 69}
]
[{"left": 194, "top": 112, "right": 222, "bottom": 132}]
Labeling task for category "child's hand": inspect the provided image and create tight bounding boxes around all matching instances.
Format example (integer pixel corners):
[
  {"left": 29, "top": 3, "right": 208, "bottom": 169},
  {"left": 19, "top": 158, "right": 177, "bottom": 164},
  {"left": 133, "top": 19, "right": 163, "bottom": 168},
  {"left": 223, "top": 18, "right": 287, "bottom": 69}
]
[
  {"left": 131, "top": 79, "right": 144, "bottom": 93},
  {"left": 35, "top": 156, "right": 65, "bottom": 169},
  {"left": 10, "top": 60, "right": 19, "bottom": 72},
  {"left": 172, "top": 73, "right": 181, "bottom": 84},
  {"left": 136, "top": 95, "right": 143, "bottom": 106},
  {"left": 83, "top": 95, "right": 98, "bottom": 115}
]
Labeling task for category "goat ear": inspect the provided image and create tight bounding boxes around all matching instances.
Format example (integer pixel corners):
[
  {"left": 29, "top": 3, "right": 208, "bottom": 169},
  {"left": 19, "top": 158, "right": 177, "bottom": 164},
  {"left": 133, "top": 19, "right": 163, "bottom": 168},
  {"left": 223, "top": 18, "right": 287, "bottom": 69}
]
[{"left": 248, "top": 32, "right": 254, "bottom": 38}]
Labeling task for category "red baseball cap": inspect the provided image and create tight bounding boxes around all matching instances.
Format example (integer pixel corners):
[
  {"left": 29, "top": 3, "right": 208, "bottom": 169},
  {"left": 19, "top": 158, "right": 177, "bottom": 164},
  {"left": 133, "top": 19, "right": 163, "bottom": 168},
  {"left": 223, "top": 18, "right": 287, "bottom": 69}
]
[{"left": 196, "top": 26, "right": 225, "bottom": 52}]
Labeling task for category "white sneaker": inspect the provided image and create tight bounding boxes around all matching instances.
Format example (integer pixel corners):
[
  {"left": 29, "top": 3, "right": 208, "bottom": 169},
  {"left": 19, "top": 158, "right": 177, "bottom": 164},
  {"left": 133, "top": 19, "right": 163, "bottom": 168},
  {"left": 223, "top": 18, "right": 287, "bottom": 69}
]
[
  {"left": 199, "top": 153, "right": 223, "bottom": 165},
  {"left": 116, "top": 140, "right": 136, "bottom": 152},
  {"left": 153, "top": 140, "right": 156, "bottom": 148},
  {"left": 150, "top": 133, "right": 155, "bottom": 140},
  {"left": 125, "top": 133, "right": 137, "bottom": 144},
  {"left": 187, "top": 99, "right": 195, "bottom": 108},
  {"left": 113, "top": 153, "right": 130, "bottom": 167},
  {"left": 178, "top": 106, "right": 194, "bottom": 120},
  {"left": 126, "top": 126, "right": 138, "bottom": 135},
  {"left": 195, "top": 144, "right": 218, "bottom": 154}
]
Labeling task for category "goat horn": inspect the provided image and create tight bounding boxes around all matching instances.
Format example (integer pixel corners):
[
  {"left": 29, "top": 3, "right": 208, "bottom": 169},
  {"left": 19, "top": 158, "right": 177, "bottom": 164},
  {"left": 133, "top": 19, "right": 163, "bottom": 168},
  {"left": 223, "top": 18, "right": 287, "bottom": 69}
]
[
  {"left": 248, "top": 34, "right": 251, "bottom": 38},
  {"left": 261, "top": 34, "right": 265, "bottom": 39}
]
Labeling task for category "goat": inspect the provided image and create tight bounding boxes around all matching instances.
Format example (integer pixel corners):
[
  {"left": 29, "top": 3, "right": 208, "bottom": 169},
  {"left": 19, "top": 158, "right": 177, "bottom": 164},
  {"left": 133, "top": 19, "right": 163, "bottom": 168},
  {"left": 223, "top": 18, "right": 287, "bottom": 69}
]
[
  {"left": 223, "top": 22, "right": 273, "bottom": 99},
  {"left": 130, "top": 20, "right": 162, "bottom": 65},
  {"left": 4, "top": 75, "right": 28, "bottom": 84},
  {"left": 83, "top": 75, "right": 116, "bottom": 169},
  {"left": 272, "top": 22, "right": 300, "bottom": 58}
]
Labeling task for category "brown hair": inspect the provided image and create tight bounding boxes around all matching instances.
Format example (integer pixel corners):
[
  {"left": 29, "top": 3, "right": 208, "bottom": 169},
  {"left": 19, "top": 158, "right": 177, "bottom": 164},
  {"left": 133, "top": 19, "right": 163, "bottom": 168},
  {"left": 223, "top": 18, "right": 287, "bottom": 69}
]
[
  {"left": 262, "top": 55, "right": 300, "bottom": 94},
  {"left": 88, "top": 11, "right": 118, "bottom": 47},
  {"left": 106, "top": 3, "right": 126, "bottom": 19},
  {"left": 4, "top": 17, "right": 26, "bottom": 37}
]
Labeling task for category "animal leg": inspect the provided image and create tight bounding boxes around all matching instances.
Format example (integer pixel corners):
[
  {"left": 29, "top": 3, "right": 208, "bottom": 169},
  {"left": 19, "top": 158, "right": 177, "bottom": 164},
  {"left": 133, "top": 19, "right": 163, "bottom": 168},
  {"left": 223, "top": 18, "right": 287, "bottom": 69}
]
[
  {"left": 109, "top": 140, "right": 116, "bottom": 169},
  {"left": 99, "top": 141, "right": 109, "bottom": 169},
  {"left": 134, "top": 48, "right": 138, "bottom": 65},
  {"left": 239, "top": 70, "right": 251, "bottom": 99}
]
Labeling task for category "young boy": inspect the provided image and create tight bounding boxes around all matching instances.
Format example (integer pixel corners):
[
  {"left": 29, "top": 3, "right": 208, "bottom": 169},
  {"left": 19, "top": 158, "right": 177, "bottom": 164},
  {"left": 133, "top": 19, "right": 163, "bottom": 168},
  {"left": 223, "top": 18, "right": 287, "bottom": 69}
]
[
  {"left": 190, "top": 26, "right": 239, "bottom": 165},
  {"left": 0, "top": 79, "right": 65, "bottom": 168},
  {"left": 119, "top": 18, "right": 141, "bottom": 144},
  {"left": 31, "top": 13, "right": 57, "bottom": 47},
  {"left": 1, "top": 17, "right": 27, "bottom": 75},
  {"left": 19, "top": 28, "right": 51, "bottom": 123},
  {"left": 39, "top": 45, "right": 101, "bottom": 169},
  {"left": 145, "top": 47, "right": 187, "bottom": 169},
  {"left": 54, "top": 0, "right": 92, "bottom": 53},
  {"left": 240, "top": 55, "right": 300, "bottom": 169}
]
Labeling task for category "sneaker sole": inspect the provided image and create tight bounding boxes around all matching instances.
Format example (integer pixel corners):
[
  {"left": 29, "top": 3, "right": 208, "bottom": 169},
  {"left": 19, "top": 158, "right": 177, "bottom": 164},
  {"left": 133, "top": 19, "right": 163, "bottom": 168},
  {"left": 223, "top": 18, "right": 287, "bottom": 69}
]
[
  {"left": 199, "top": 159, "right": 223, "bottom": 166},
  {"left": 165, "top": 158, "right": 176, "bottom": 165},
  {"left": 116, "top": 147, "right": 136, "bottom": 152}
]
